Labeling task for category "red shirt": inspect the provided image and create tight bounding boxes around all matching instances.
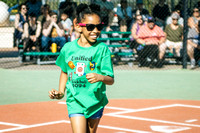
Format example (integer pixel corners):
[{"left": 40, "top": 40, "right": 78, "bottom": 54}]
[{"left": 137, "top": 25, "right": 165, "bottom": 44}]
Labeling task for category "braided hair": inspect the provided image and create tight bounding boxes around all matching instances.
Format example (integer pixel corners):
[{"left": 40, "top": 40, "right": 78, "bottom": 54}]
[{"left": 76, "top": 3, "right": 101, "bottom": 23}]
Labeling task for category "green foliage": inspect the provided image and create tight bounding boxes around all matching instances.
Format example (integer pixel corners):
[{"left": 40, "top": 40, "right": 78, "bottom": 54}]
[{"left": 1, "top": 0, "right": 27, "bottom": 8}]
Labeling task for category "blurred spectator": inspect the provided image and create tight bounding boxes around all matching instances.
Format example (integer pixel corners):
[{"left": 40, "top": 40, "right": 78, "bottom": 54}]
[
  {"left": 132, "top": 0, "right": 149, "bottom": 22},
  {"left": 166, "top": 5, "right": 184, "bottom": 26},
  {"left": 26, "top": 0, "right": 42, "bottom": 18},
  {"left": 38, "top": 4, "right": 51, "bottom": 28},
  {"left": 60, "top": 10, "right": 73, "bottom": 42},
  {"left": 152, "top": 0, "right": 170, "bottom": 29},
  {"left": 41, "top": 12, "right": 66, "bottom": 52},
  {"left": 188, "top": 7, "right": 200, "bottom": 32},
  {"left": 116, "top": 0, "right": 133, "bottom": 31},
  {"left": 164, "top": 13, "right": 183, "bottom": 57},
  {"left": 130, "top": 14, "right": 145, "bottom": 54},
  {"left": 187, "top": 21, "right": 200, "bottom": 69},
  {"left": 14, "top": 3, "right": 28, "bottom": 47},
  {"left": 137, "top": 17, "right": 166, "bottom": 68},
  {"left": 23, "top": 13, "right": 41, "bottom": 52},
  {"left": 58, "top": 0, "right": 77, "bottom": 21},
  {"left": 94, "top": 0, "right": 114, "bottom": 31}
]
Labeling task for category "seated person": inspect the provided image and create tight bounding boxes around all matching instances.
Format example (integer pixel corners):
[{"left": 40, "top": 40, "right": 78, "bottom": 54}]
[
  {"left": 164, "top": 13, "right": 183, "bottom": 57},
  {"left": 94, "top": 0, "right": 114, "bottom": 31},
  {"left": 41, "top": 11, "right": 66, "bottom": 52},
  {"left": 23, "top": 13, "right": 41, "bottom": 52},
  {"left": 116, "top": 0, "right": 132, "bottom": 32},
  {"left": 187, "top": 21, "right": 200, "bottom": 69},
  {"left": 166, "top": 5, "right": 184, "bottom": 26},
  {"left": 130, "top": 14, "right": 145, "bottom": 54},
  {"left": 14, "top": 3, "right": 28, "bottom": 47},
  {"left": 60, "top": 10, "right": 73, "bottom": 42},
  {"left": 137, "top": 17, "right": 166, "bottom": 68}
]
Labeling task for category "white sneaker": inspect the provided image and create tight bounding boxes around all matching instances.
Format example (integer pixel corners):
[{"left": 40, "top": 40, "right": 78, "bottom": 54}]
[{"left": 191, "top": 59, "right": 196, "bottom": 69}]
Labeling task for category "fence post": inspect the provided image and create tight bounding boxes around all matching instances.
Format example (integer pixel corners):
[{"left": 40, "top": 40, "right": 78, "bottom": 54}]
[{"left": 182, "top": 0, "right": 188, "bottom": 69}]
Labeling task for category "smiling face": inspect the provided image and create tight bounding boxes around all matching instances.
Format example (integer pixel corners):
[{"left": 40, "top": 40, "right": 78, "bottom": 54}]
[{"left": 79, "top": 14, "right": 102, "bottom": 44}]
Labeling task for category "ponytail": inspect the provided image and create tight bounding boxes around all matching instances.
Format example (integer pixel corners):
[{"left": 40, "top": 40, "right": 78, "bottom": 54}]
[{"left": 76, "top": 3, "right": 101, "bottom": 23}]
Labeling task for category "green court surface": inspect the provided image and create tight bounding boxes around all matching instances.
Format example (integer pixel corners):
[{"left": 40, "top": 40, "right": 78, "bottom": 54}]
[{"left": 0, "top": 68, "right": 200, "bottom": 105}]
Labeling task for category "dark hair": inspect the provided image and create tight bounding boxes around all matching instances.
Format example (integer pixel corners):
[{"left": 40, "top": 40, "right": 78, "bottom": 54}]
[
  {"left": 19, "top": 3, "right": 26, "bottom": 11},
  {"left": 49, "top": 11, "right": 57, "bottom": 17},
  {"left": 76, "top": 3, "right": 101, "bottom": 23},
  {"left": 29, "top": 13, "right": 36, "bottom": 17}
]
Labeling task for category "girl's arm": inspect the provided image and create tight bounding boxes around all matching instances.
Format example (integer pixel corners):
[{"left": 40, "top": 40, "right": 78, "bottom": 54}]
[
  {"left": 49, "top": 70, "right": 68, "bottom": 99},
  {"left": 86, "top": 73, "right": 114, "bottom": 85}
]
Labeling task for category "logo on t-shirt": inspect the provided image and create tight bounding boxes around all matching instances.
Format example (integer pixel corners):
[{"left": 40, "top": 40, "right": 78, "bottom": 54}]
[
  {"left": 68, "top": 61, "right": 75, "bottom": 69},
  {"left": 90, "top": 61, "right": 96, "bottom": 71},
  {"left": 75, "top": 62, "right": 86, "bottom": 76}
]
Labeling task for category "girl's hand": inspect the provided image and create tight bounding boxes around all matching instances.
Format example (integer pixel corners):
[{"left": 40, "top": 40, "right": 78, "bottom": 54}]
[
  {"left": 48, "top": 89, "right": 64, "bottom": 99},
  {"left": 86, "top": 73, "right": 103, "bottom": 84}
]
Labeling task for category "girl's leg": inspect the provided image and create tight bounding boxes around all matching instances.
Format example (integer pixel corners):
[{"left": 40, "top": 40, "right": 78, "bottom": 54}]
[
  {"left": 70, "top": 116, "right": 87, "bottom": 133},
  {"left": 87, "top": 118, "right": 101, "bottom": 133}
]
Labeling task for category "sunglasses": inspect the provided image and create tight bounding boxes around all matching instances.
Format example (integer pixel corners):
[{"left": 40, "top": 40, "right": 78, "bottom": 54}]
[
  {"left": 79, "top": 22, "right": 104, "bottom": 31},
  {"left": 194, "top": 10, "right": 199, "bottom": 12},
  {"left": 172, "top": 18, "right": 178, "bottom": 20}
]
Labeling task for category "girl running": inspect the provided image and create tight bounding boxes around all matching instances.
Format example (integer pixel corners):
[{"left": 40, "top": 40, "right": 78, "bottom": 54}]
[{"left": 49, "top": 3, "right": 114, "bottom": 133}]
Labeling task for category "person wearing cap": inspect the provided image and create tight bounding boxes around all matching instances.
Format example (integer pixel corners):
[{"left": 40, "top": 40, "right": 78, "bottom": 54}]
[
  {"left": 164, "top": 13, "right": 183, "bottom": 57},
  {"left": 136, "top": 16, "right": 166, "bottom": 68}
]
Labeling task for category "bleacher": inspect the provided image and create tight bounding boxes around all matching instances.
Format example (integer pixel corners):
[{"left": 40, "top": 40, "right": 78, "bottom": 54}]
[{"left": 18, "top": 31, "right": 180, "bottom": 65}]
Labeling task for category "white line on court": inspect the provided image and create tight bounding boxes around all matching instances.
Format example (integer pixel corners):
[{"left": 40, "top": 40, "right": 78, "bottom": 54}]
[
  {"left": 105, "top": 104, "right": 179, "bottom": 115},
  {"left": 98, "top": 125, "right": 151, "bottom": 133},
  {"left": 176, "top": 104, "right": 200, "bottom": 108},
  {"left": 185, "top": 119, "right": 198, "bottom": 123},
  {"left": 107, "top": 114, "right": 200, "bottom": 128},
  {"left": 0, "top": 121, "right": 26, "bottom": 127},
  {"left": 0, "top": 120, "right": 69, "bottom": 133},
  {"left": 0, "top": 120, "right": 151, "bottom": 133}
]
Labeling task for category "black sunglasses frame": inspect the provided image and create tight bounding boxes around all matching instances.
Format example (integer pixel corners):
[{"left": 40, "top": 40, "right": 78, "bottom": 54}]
[{"left": 79, "top": 23, "right": 104, "bottom": 31}]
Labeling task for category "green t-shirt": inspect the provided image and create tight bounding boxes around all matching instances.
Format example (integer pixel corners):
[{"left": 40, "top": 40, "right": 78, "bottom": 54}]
[
  {"left": 56, "top": 39, "right": 114, "bottom": 118},
  {"left": 165, "top": 24, "right": 183, "bottom": 42}
]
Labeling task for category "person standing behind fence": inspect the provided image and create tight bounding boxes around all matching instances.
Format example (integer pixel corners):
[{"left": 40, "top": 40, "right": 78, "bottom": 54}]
[
  {"left": 152, "top": 0, "right": 170, "bottom": 29},
  {"left": 94, "top": 0, "right": 114, "bottom": 31},
  {"left": 48, "top": 3, "right": 114, "bottom": 133},
  {"left": 23, "top": 13, "right": 41, "bottom": 52},
  {"left": 14, "top": 3, "right": 28, "bottom": 47},
  {"left": 41, "top": 12, "right": 66, "bottom": 52},
  {"left": 136, "top": 17, "right": 166, "bottom": 68}
]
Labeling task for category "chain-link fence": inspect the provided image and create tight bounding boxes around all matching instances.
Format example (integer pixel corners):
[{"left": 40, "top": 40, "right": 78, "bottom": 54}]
[{"left": 0, "top": 0, "right": 200, "bottom": 70}]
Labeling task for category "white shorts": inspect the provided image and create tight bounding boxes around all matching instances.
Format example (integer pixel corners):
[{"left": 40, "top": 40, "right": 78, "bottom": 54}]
[{"left": 165, "top": 40, "right": 182, "bottom": 48}]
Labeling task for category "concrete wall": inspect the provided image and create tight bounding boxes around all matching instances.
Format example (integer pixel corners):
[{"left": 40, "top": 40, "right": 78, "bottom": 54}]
[{"left": 0, "top": 27, "right": 14, "bottom": 48}]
